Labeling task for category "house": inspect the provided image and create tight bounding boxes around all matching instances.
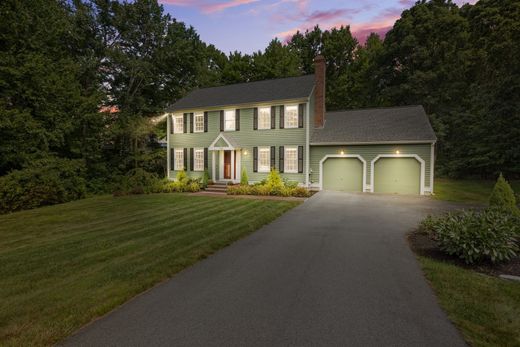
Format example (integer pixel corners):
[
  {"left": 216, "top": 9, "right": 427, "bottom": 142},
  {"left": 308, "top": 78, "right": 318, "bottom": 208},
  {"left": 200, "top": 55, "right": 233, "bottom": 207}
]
[{"left": 166, "top": 56, "right": 436, "bottom": 195}]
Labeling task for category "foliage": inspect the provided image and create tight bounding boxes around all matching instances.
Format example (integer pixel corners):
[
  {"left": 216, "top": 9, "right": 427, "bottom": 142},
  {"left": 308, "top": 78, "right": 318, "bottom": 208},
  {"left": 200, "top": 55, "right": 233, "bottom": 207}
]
[
  {"left": 227, "top": 177, "right": 311, "bottom": 197},
  {"left": 240, "top": 167, "right": 249, "bottom": 186},
  {"left": 421, "top": 210, "right": 520, "bottom": 264},
  {"left": 0, "top": 158, "right": 87, "bottom": 213},
  {"left": 489, "top": 173, "right": 520, "bottom": 215},
  {"left": 265, "top": 169, "right": 284, "bottom": 194}
]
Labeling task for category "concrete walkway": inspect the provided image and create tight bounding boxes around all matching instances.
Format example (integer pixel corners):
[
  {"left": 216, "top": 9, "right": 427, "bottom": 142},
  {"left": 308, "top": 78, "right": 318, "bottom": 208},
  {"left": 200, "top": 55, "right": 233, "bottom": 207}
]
[{"left": 64, "top": 191, "right": 466, "bottom": 347}]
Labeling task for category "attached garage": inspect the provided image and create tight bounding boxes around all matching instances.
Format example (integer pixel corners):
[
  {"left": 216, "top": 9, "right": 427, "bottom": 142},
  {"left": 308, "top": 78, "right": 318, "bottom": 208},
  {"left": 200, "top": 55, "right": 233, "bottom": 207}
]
[
  {"left": 321, "top": 156, "right": 365, "bottom": 192},
  {"left": 373, "top": 156, "right": 423, "bottom": 195}
]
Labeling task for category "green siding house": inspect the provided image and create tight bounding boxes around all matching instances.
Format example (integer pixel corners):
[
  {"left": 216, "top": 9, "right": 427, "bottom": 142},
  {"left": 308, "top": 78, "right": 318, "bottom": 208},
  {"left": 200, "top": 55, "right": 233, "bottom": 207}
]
[{"left": 166, "top": 56, "right": 436, "bottom": 195}]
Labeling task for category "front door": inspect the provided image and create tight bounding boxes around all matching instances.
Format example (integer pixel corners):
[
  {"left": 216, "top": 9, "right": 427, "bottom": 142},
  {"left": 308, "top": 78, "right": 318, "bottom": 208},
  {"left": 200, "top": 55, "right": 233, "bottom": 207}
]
[{"left": 224, "top": 151, "right": 232, "bottom": 179}]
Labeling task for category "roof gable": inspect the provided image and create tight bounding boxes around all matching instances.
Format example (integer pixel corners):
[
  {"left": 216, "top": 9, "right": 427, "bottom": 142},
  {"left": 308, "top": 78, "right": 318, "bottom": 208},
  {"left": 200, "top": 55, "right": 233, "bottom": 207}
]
[{"left": 167, "top": 75, "right": 315, "bottom": 112}]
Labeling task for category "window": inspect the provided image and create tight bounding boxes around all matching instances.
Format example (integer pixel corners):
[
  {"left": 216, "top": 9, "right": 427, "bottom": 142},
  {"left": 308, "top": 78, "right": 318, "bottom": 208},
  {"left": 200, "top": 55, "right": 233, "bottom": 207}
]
[
  {"left": 284, "top": 147, "right": 298, "bottom": 173},
  {"left": 258, "top": 107, "right": 271, "bottom": 130},
  {"left": 224, "top": 109, "right": 235, "bottom": 131},
  {"left": 284, "top": 105, "right": 298, "bottom": 128},
  {"left": 173, "top": 115, "right": 184, "bottom": 133},
  {"left": 258, "top": 147, "right": 270, "bottom": 172},
  {"left": 194, "top": 148, "right": 204, "bottom": 171},
  {"left": 194, "top": 113, "right": 204, "bottom": 132},
  {"left": 174, "top": 149, "right": 184, "bottom": 171}
]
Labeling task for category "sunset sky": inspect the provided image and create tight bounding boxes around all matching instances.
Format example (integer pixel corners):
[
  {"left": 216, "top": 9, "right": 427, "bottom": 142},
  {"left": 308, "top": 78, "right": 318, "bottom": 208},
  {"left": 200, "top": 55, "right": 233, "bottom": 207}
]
[{"left": 159, "top": 0, "right": 477, "bottom": 54}]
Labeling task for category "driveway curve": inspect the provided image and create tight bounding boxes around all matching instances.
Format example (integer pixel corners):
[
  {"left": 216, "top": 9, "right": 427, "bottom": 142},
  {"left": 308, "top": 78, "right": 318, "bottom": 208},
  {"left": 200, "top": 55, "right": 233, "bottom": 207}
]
[{"left": 64, "top": 191, "right": 466, "bottom": 347}]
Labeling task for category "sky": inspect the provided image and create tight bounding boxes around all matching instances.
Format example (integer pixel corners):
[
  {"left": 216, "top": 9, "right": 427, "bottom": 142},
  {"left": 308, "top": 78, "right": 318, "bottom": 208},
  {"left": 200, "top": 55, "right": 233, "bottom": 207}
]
[{"left": 159, "top": 0, "right": 477, "bottom": 54}]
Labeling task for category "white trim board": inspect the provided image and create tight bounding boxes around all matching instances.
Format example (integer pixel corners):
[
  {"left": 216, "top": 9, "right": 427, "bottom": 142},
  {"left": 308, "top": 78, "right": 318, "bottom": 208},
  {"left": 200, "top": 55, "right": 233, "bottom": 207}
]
[
  {"left": 318, "top": 154, "right": 367, "bottom": 191},
  {"left": 209, "top": 133, "right": 236, "bottom": 150},
  {"left": 370, "top": 154, "right": 426, "bottom": 195}
]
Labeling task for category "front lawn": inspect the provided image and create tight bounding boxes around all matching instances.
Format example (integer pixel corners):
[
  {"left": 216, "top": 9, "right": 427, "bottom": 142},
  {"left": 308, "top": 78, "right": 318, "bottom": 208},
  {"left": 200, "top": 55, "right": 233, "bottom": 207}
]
[
  {"left": 434, "top": 178, "right": 520, "bottom": 204},
  {"left": 0, "top": 194, "right": 299, "bottom": 346},
  {"left": 419, "top": 257, "right": 520, "bottom": 347}
]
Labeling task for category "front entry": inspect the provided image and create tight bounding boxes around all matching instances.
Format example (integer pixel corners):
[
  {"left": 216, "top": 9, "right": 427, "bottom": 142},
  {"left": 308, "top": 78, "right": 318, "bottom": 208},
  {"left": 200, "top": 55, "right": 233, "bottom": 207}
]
[{"left": 224, "top": 151, "right": 232, "bottom": 179}]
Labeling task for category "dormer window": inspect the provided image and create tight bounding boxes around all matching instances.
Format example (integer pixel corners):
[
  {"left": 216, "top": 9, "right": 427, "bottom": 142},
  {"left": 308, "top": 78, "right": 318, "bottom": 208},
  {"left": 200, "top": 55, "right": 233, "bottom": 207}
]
[
  {"left": 284, "top": 105, "right": 298, "bottom": 128},
  {"left": 224, "top": 109, "right": 235, "bottom": 131},
  {"left": 258, "top": 107, "right": 271, "bottom": 130}
]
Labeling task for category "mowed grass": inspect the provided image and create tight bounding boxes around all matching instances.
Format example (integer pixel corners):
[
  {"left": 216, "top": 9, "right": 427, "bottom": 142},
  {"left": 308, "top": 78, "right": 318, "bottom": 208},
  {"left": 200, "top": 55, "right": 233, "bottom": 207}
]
[
  {"left": 434, "top": 178, "right": 520, "bottom": 204},
  {"left": 0, "top": 194, "right": 300, "bottom": 346},
  {"left": 419, "top": 257, "right": 520, "bottom": 347}
]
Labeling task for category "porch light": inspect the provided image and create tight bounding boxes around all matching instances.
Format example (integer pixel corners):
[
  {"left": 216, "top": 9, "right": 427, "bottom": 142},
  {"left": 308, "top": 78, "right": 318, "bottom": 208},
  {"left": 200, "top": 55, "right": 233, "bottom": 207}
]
[
  {"left": 396, "top": 150, "right": 400, "bottom": 154},
  {"left": 243, "top": 150, "right": 248, "bottom": 155},
  {"left": 340, "top": 150, "right": 345, "bottom": 155}
]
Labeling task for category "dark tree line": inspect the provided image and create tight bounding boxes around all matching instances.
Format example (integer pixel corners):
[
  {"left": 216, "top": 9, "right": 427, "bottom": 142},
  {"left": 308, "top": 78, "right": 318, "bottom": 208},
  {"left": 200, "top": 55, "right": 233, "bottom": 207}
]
[{"left": 1, "top": 0, "right": 518, "bottom": 192}]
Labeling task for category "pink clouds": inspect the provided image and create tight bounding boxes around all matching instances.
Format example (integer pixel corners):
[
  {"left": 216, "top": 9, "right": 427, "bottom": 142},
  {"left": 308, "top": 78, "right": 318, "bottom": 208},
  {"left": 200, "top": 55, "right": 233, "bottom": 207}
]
[{"left": 159, "top": 0, "right": 259, "bottom": 14}]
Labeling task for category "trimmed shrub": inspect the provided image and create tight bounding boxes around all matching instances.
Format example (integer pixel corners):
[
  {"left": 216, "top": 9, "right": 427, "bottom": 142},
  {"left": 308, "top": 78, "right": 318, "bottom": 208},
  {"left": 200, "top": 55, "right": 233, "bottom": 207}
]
[
  {"left": 266, "top": 169, "right": 284, "bottom": 194},
  {"left": 202, "top": 170, "right": 209, "bottom": 188},
  {"left": 0, "top": 158, "right": 87, "bottom": 213},
  {"left": 227, "top": 185, "right": 251, "bottom": 195},
  {"left": 290, "top": 186, "right": 312, "bottom": 197},
  {"left": 421, "top": 209, "right": 520, "bottom": 264},
  {"left": 240, "top": 167, "right": 249, "bottom": 186},
  {"left": 489, "top": 173, "right": 519, "bottom": 216}
]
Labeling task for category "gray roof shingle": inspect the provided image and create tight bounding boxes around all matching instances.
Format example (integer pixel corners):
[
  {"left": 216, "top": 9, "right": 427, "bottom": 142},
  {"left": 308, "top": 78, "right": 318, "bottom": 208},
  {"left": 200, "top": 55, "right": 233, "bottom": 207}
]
[
  {"left": 311, "top": 106, "right": 436, "bottom": 144},
  {"left": 167, "top": 75, "right": 315, "bottom": 112}
]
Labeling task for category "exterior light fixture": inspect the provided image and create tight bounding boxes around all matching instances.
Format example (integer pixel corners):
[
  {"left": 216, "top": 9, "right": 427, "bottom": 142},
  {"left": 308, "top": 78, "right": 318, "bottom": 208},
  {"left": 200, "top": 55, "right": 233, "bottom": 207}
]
[
  {"left": 243, "top": 150, "right": 248, "bottom": 155},
  {"left": 340, "top": 150, "right": 345, "bottom": 155},
  {"left": 396, "top": 150, "right": 400, "bottom": 154}
]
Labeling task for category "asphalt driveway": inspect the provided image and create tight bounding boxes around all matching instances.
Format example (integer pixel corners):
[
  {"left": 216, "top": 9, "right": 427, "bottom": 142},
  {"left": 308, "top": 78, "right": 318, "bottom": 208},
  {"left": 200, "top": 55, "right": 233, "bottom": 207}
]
[{"left": 64, "top": 191, "right": 466, "bottom": 347}]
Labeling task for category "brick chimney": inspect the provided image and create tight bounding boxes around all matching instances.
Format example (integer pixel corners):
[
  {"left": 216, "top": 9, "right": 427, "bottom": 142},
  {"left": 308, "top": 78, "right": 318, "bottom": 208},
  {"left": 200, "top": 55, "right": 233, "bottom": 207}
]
[{"left": 314, "top": 55, "right": 326, "bottom": 128}]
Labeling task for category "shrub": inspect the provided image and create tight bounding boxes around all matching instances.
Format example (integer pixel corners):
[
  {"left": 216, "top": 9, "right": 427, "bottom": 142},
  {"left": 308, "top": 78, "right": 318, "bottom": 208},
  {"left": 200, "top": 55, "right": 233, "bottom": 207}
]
[
  {"left": 251, "top": 185, "right": 271, "bottom": 196},
  {"left": 266, "top": 169, "right": 283, "bottom": 194},
  {"left": 125, "top": 168, "right": 161, "bottom": 194},
  {"left": 489, "top": 173, "right": 519, "bottom": 216},
  {"left": 290, "top": 186, "right": 312, "bottom": 197},
  {"left": 0, "top": 158, "right": 87, "bottom": 213},
  {"left": 176, "top": 170, "right": 189, "bottom": 185},
  {"left": 421, "top": 209, "right": 520, "bottom": 264},
  {"left": 202, "top": 170, "right": 209, "bottom": 188},
  {"left": 240, "top": 167, "right": 249, "bottom": 186},
  {"left": 227, "top": 185, "right": 251, "bottom": 195}
]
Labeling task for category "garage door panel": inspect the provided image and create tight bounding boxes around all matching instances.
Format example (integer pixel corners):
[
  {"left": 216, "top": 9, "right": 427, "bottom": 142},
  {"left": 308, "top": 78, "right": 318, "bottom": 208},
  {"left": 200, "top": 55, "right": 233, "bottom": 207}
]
[
  {"left": 374, "top": 158, "right": 420, "bottom": 195},
  {"left": 323, "top": 158, "right": 363, "bottom": 192}
]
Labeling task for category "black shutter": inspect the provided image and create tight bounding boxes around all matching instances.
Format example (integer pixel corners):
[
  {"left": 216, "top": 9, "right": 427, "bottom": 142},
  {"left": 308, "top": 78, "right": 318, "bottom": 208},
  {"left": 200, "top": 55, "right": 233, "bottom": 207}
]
[
  {"left": 271, "top": 106, "right": 276, "bottom": 129},
  {"left": 279, "top": 105, "right": 285, "bottom": 129},
  {"left": 183, "top": 113, "right": 187, "bottom": 133},
  {"left": 298, "top": 146, "right": 303, "bottom": 173},
  {"left": 235, "top": 109, "right": 240, "bottom": 131},
  {"left": 170, "top": 148, "right": 174, "bottom": 171},
  {"left": 190, "top": 148, "right": 194, "bottom": 171},
  {"left": 183, "top": 148, "right": 187, "bottom": 170},
  {"left": 189, "top": 113, "right": 194, "bottom": 133},
  {"left": 204, "top": 148, "right": 208, "bottom": 169},
  {"left": 169, "top": 115, "right": 173, "bottom": 134},
  {"left": 270, "top": 146, "right": 276, "bottom": 169},
  {"left": 253, "top": 108, "right": 258, "bottom": 130},
  {"left": 204, "top": 112, "right": 208, "bottom": 132},
  {"left": 220, "top": 110, "right": 224, "bottom": 131},
  {"left": 298, "top": 104, "right": 304, "bottom": 128},
  {"left": 279, "top": 146, "right": 284, "bottom": 173},
  {"left": 253, "top": 147, "right": 258, "bottom": 172}
]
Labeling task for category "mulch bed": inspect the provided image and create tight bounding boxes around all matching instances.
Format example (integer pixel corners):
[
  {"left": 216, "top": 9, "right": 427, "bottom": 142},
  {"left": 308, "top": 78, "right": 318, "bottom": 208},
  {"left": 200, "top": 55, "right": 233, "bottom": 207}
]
[{"left": 408, "top": 229, "right": 520, "bottom": 277}]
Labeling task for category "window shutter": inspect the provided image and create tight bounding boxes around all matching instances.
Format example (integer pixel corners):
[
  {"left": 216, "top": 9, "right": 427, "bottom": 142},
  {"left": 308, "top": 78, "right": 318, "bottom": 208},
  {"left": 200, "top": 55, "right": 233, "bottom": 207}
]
[
  {"left": 298, "top": 146, "right": 303, "bottom": 173},
  {"left": 253, "top": 147, "right": 258, "bottom": 172},
  {"left": 253, "top": 108, "right": 258, "bottom": 130},
  {"left": 279, "top": 105, "right": 285, "bottom": 129},
  {"left": 183, "top": 114, "right": 188, "bottom": 133},
  {"left": 270, "top": 106, "right": 276, "bottom": 129},
  {"left": 204, "top": 112, "right": 208, "bottom": 132},
  {"left": 190, "top": 148, "right": 194, "bottom": 171},
  {"left": 220, "top": 110, "right": 224, "bottom": 131},
  {"left": 270, "top": 146, "right": 275, "bottom": 169},
  {"left": 235, "top": 109, "right": 240, "bottom": 131},
  {"left": 204, "top": 148, "right": 208, "bottom": 169},
  {"left": 189, "top": 113, "right": 194, "bottom": 133},
  {"left": 279, "top": 146, "right": 284, "bottom": 173},
  {"left": 170, "top": 148, "right": 174, "bottom": 171},
  {"left": 298, "top": 104, "right": 304, "bottom": 128},
  {"left": 169, "top": 115, "right": 174, "bottom": 134},
  {"left": 183, "top": 148, "right": 187, "bottom": 170}
]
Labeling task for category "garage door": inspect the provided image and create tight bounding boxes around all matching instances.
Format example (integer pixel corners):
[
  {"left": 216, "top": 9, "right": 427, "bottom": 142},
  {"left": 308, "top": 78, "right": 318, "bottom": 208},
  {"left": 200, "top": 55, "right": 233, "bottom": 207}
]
[
  {"left": 374, "top": 157, "right": 421, "bottom": 195},
  {"left": 322, "top": 158, "right": 363, "bottom": 192}
]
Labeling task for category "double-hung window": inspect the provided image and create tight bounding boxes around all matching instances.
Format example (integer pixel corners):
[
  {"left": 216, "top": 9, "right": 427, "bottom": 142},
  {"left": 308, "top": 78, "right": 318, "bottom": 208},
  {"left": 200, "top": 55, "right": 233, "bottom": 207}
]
[
  {"left": 284, "top": 147, "right": 298, "bottom": 173},
  {"left": 284, "top": 105, "right": 298, "bottom": 128},
  {"left": 194, "top": 113, "right": 204, "bottom": 132},
  {"left": 258, "top": 107, "right": 271, "bottom": 130},
  {"left": 224, "top": 110, "right": 235, "bottom": 131},
  {"left": 258, "top": 147, "right": 271, "bottom": 173},
  {"left": 174, "top": 149, "right": 184, "bottom": 170},
  {"left": 173, "top": 115, "right": 184, "bottom": 133},
  {"left": 194, "top": 148, "right": 204, "bottom": 171}
]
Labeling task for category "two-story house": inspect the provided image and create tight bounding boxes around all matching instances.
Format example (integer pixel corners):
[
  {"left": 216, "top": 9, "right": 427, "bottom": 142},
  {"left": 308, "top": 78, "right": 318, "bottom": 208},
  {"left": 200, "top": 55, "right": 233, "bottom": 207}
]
[{"left": 166, "top": 56, "right": 436, "bottom": 195}]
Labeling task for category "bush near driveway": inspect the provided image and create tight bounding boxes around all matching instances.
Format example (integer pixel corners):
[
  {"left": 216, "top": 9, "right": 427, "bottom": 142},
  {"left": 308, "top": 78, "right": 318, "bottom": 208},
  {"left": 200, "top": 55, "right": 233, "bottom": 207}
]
[
  {"left": 227, "top": 169, "right": 311, "bottom": 197},
  {"left": 489, "top": 173, "right": 520, "bottom": 216}
]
